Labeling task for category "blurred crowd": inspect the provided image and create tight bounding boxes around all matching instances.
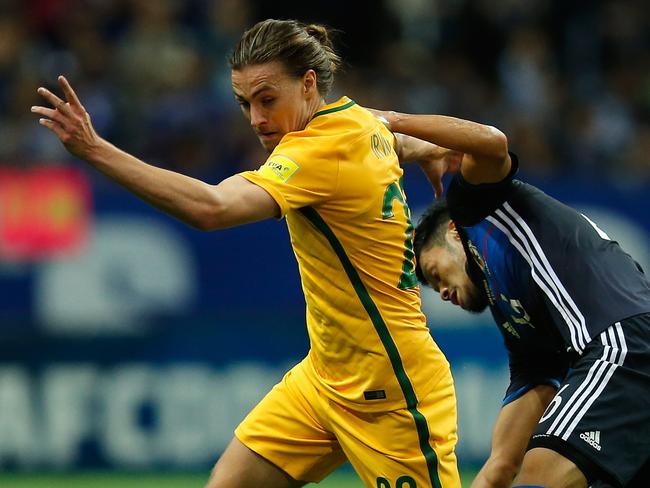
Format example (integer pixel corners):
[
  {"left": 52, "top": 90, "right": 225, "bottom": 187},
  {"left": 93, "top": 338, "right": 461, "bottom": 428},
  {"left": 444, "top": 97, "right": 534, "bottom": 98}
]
[{"left": 0, "top": 0, "right": 648, "bottom": 187}]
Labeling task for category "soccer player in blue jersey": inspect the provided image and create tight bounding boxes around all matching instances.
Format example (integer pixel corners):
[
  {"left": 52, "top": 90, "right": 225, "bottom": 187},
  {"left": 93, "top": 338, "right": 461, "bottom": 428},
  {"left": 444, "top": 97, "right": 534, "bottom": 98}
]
[{"left": 371, "top": 109, "right": 650, "bottom": 488}]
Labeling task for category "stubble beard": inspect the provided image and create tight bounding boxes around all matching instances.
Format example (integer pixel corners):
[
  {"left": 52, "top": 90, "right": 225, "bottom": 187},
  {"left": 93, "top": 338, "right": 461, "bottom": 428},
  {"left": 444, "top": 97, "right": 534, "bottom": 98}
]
[{"left": 463, "top": 264, "right": 490, "bottom": 314}]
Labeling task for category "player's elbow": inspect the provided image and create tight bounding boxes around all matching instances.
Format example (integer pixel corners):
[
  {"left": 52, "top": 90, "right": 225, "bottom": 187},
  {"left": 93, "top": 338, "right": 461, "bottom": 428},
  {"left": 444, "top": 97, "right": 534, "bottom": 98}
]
[
  {"left": 191, "top": 205, "right": 230, "bottom": 232},
  {"left": 189, "top": 213, "right": 219, "bottom": 232},
  {"left": 183, "top": 208, "right": 217, "bottom": 231},
  {"left": 484, "top": 125, "right": 509, "bottom": 161},
  {"left": 186, "top": 190, "right": 229, "bottom": 232}
]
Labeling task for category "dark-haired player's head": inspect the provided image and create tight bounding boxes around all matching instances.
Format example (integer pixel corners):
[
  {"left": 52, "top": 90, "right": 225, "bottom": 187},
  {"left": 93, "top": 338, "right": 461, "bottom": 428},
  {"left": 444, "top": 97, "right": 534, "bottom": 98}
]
[
  {"left": 415, "top": 199, "right": 489, "bottom": 313},
  {"left": 229, "top": 19, "right": 343, "bottom": 152}
]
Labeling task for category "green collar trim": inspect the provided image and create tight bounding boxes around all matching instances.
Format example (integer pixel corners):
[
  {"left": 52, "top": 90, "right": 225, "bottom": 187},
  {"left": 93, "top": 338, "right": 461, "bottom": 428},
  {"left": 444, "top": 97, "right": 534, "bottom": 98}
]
[{"left": 312, "top": 99, "right": 356, "bottom": 119}]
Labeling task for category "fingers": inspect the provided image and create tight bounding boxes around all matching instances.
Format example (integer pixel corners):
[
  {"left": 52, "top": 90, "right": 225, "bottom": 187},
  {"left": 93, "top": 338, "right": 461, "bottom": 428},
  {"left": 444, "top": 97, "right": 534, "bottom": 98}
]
[
  {"left": 31, "top": 105, "right": 55, "bottom": 118},
  {"left": 434, "top": 181, "right": 443, "bottom": 199},
  {"left": 448, "top": 152, "right": 463, "bottom": 172},
  {"left": 37, "top": 117, "right": 67, "bottom": 140},
  {"left": 58, "top": 75, "right": 83, "bottom": 109},
  {"left": 37, "top": 86, "right": 74, "bottom": 117},
  {"left": 429, "top": 169, "right": 444, "bottom": 198},
  {"left": 417, "top": 161, "right": 445, "bottom": 198},
  {"left": 34, "top": 75, "right": 87, "bottom": 137},
  {"left": 31, "top": 105, "right": 70, "bottom": 129}
]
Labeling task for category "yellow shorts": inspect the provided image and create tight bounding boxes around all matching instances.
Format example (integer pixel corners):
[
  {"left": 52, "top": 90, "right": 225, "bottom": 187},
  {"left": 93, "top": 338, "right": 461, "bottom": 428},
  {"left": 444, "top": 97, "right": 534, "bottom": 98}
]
[{"left": 235, "top": 358, "right": 460, "bottom": 488}]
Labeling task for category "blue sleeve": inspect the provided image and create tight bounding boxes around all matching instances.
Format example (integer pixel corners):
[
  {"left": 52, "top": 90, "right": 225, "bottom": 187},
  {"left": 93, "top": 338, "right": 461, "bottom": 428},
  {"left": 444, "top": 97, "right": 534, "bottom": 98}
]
[
  {"left": 503, "top": 345, "right": 569, "bottom": 405},
  {"left": 447, "top": 152, "right": 519, "bottom": 226}
]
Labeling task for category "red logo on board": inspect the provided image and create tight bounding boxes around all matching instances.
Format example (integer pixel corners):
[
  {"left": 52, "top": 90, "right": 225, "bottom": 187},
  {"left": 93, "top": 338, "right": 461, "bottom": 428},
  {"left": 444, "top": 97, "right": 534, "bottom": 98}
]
[{"left": 0, "top": 166, "right": 91, "bottom": 261}]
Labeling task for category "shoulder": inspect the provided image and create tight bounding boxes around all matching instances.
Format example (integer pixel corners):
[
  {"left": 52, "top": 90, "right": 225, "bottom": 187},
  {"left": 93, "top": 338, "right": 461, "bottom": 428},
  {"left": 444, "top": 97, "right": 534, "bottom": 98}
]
[
  {"left": 280, "top": 97, "right": 387, "bottom": 160},
  {"left": 307, "top": 97, "right": 383, "bottom": 141}
]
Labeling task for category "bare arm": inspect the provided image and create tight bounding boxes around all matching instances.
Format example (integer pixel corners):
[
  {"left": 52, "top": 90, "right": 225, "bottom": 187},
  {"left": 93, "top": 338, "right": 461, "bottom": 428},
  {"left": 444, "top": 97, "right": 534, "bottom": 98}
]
[
  {"left": 377, "top": 110, "right": 511, "bottom": 185},
  {"left": 31, "top": 76, "right": 279, "bottom": 230},
  {"left": 393, "top": 133, "right": 463, "bottom": 198},
  {"left": 471, "top": 385, "right": 556, "bottom": 488},
  {"left": 394, "top": 133, "right": 444, "bottom": 163}
]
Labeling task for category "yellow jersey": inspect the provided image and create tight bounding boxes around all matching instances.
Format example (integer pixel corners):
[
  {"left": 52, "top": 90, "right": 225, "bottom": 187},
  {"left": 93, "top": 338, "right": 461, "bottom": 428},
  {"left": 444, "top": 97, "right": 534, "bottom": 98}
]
[{"left": 240, "top": 97, "right": 450, "bottom": 412}]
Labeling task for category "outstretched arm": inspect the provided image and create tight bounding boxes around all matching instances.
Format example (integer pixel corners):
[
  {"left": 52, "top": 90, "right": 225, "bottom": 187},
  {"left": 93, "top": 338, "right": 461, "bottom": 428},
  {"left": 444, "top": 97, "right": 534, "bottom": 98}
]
[
  {"left": 471, "top": 385, "right": 556, "bottom": 488},
  {"left": 375, "top": 110, "right": 511, "bottom": 185},
  {"left": 31, "top": 76, "right": 279, "bottom": 230}
]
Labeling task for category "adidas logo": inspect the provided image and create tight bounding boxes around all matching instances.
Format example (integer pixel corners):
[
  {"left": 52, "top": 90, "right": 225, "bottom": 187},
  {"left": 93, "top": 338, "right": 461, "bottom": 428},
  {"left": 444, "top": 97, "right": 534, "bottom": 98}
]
[{"left": 579, "top": 431, "right": 602, "bottom": 451}]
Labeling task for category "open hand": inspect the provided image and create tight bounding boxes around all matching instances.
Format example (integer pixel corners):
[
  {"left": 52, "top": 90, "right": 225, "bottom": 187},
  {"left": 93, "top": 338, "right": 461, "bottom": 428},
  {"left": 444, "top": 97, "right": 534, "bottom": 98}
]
[
  {"left": 394, "top": 132, "right": 463, "bottom": 199},
  {"left": 31, "top": 75, "right": 101, "bottom": 160},
  {"left": 417, "top": 148, "right": 463, "bottom": 199}
]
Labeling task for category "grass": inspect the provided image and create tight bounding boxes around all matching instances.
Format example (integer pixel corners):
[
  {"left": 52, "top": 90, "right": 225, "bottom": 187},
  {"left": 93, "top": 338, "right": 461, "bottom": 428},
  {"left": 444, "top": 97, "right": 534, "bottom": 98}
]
[{"left": 0, "top": 469, "right": 478, "bottom": 487}]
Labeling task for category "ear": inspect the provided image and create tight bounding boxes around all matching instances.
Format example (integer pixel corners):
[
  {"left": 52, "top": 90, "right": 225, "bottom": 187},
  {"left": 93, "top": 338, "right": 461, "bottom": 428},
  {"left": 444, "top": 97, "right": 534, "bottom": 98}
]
[
  {"left": 302, "top": 69, "right": 317, "bottom": 94},
  {"left": 446, "top": 220, "right": 461, "bottom": 242}
]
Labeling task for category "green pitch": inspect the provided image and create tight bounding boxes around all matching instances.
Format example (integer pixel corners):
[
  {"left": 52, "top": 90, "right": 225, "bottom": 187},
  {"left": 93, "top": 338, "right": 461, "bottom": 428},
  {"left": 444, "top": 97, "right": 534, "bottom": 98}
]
[{"left": 0, "top": 469, "right": 478, "bottom": 487}]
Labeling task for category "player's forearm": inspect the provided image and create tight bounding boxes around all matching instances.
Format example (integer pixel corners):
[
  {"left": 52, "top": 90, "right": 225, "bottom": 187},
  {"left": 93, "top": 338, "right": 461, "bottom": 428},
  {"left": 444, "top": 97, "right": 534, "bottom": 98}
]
[
  {"left": 471, "top": 386, "right": 557, "bottom": 488},
  {"left": 87, "top": 139, "right": 223, "bottom": 230},
  {"left": 394, "top": 133, "right": 446, "bottom": 162},
  {"left": 388, "top": 112, "right": 507, "bottom": 161},
  {"left": 471, "top": 456, "right": 519, "bottom": 488}
]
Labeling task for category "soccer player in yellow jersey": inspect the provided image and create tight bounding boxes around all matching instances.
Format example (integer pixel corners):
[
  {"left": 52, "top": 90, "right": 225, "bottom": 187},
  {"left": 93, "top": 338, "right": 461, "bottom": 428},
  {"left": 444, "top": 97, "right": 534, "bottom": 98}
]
[{"left": 32, "top": 19, "right": 461, "bottom": 488}]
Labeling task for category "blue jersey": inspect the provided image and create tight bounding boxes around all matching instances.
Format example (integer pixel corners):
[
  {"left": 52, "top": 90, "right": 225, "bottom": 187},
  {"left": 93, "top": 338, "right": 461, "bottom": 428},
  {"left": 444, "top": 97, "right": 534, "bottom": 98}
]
[{"left": 446, "top": 155, "right": 650, "bottom": 403}]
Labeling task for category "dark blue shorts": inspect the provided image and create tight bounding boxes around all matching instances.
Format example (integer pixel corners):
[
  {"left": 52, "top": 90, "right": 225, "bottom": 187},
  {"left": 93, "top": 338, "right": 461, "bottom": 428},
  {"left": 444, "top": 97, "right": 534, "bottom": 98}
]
[{"left": 528, "top": 313, "right": 650, "bottom": 487}]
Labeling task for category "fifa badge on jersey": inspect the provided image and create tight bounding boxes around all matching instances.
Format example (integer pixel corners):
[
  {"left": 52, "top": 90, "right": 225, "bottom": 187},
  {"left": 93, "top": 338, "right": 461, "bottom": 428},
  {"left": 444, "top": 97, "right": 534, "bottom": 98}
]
[{"left": 258, "top": 155, "right": 300, "bottom": 183}]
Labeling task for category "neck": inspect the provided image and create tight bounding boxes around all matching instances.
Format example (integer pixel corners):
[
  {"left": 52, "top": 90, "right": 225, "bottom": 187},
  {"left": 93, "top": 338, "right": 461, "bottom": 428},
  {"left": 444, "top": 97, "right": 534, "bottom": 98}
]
[{"left": 308, "top": 96, "right": 327, "bottom": 118}]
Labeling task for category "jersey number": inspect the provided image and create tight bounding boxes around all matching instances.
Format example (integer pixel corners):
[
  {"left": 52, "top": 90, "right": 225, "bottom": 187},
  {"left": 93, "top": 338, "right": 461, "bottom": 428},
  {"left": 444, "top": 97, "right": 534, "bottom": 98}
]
[
  {"left": 540, "top": 384, "right": 570, "bottom": 423},
  {"left": 382, "top": 181, "right": 418, "bottom": 289},
  {"left": 377, "top": 475, "right": 417, "bottom": 487}
]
